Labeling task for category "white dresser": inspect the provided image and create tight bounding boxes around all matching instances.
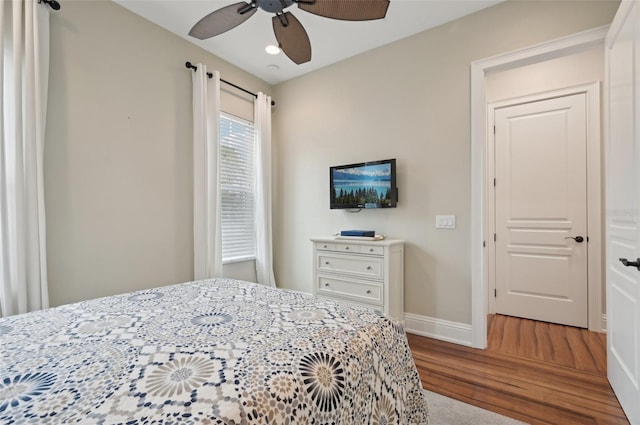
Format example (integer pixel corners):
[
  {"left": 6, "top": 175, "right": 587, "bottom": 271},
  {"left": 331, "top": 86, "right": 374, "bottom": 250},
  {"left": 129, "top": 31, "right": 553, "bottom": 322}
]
[{"left": 310, "top": 237, "right": 404, "bottom": 322}]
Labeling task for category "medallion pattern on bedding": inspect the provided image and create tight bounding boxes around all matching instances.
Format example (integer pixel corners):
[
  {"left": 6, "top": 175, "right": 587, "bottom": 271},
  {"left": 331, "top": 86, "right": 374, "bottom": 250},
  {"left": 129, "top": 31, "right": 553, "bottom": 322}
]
[{"left": 0, "top": 279, "right": 428, "bottom": 424}]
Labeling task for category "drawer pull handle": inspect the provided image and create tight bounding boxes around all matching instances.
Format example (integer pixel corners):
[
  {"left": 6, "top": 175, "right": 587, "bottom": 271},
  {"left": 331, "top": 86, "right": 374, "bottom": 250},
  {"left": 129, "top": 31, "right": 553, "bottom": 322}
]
[
  {"left": 366, "top": 266, "right": 372, "bottom": 270},
  {"left": 325, "top": 261, "right": 330, "bottom": 265},
  {"left": 345, "top": 246, "right": 350, "bottom": 250},
  {"left": 323, "top": 245, "right": 327, "bottom": 248},
  {"left": 325, "top": 283, "right": 330, "bottom": 287},
  {"left": 366, "top": 290, "right": 372, "bottom": 294},
  {"left": 369, "top": 248, "right": 374, "bottom": 252}
]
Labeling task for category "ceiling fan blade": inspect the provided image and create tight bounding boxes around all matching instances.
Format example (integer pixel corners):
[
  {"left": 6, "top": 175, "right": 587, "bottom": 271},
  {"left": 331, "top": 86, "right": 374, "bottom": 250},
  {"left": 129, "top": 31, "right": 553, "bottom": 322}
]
[
  {"left": 272, "top": 12, "right": 312, "bottom": 65},
  {"left": 298, "top": 0, "right": 389, "bottom": 21},
  {"left": 189, "top": 2, "right": 257, "bottom": 40}
]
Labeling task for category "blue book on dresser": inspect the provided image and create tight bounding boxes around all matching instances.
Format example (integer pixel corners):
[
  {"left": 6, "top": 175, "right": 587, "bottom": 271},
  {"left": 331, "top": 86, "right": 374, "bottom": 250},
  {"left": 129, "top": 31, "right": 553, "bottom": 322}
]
[{"left": 340, "top": 230, "right": 376, "bottom": 237}]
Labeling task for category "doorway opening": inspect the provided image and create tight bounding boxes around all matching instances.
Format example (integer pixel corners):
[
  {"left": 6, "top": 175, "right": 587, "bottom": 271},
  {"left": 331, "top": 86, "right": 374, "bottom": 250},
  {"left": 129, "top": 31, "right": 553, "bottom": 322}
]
[{"left": 470, "top": 26, "right": 608, "bottom": 348}]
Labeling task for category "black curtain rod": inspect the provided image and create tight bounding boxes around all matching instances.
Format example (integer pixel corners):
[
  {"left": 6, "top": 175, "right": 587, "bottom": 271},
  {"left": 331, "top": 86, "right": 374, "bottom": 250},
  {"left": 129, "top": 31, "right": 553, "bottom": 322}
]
[
  {"left": 185, "top": 61, "right": 275, "bottom": 106},
  {"left": 39, "top": 0, "right": 61, "bottom": 10}
]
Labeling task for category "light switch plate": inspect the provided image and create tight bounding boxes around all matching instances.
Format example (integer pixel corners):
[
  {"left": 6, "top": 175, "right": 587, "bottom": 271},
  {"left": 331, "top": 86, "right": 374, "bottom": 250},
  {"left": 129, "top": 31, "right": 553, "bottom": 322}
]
[{"left": 436, "top": 215, "right": 456, "bottom": 229}]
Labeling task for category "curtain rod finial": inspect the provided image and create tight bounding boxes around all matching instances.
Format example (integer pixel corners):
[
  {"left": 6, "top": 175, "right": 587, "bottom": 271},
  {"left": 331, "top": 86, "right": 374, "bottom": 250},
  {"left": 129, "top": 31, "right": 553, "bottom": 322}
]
[{"left": 39, "top": 0, "right": 61, "bottom": 10}]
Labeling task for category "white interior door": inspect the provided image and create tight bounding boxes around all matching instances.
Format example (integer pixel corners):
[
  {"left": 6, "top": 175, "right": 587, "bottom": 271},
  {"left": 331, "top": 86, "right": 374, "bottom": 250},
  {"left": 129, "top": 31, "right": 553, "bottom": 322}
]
[
  {"left": 494, "top": 93, "right": 588, "bottom": 328},
  {"left": 605, "top": 1, "right": 640, "bottom": 423}
]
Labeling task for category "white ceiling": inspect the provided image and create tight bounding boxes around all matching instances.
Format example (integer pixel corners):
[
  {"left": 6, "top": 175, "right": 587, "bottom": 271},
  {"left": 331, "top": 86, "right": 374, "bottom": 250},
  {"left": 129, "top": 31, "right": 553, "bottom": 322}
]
[{"left": 115, "top": 0, "right": 504, "bottom": 85}]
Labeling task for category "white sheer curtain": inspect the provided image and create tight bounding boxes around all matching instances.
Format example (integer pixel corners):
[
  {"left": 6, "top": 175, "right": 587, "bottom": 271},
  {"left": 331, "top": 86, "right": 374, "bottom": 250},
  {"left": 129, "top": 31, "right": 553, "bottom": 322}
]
[
  {"left": 254, "top": 92, "right": 276, "bottom": 287},
  {"left": 192, "top": 64, "right": 223, "bottom": 280},
  {"left": 0, "top": 0, "right": 51, "bottom": 317}
]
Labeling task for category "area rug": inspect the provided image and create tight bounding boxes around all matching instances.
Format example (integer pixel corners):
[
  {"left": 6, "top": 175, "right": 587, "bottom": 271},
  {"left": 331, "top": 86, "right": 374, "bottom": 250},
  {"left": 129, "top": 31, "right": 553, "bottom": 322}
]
[{"left": 425, "top": 390, "right": 529, "bottom": 425}]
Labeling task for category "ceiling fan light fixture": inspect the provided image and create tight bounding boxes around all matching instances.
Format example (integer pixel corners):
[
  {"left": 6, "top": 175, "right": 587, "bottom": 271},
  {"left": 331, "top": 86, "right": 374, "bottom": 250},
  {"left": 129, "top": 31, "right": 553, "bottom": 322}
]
[{"left": 265, "top": 44, "right": 281, "bottom": 55}]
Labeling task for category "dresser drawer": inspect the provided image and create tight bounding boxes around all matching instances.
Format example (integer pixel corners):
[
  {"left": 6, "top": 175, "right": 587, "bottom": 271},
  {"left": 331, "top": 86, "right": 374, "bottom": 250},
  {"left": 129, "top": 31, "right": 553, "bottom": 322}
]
[
  {"left": 360, "top": 245, "right": 384, "bottom": 255},
  {"left": 317, "top": 253, "right": 383, "bottom": 279},
  {"left": 317, "top": 276, "right": 382, "bottom": 304},
  {"left": 333, "top": 243, "right": 359, "bottom": 253},
  {"left": 325, "top": 242, "right": 384, "bottom": 255},
  {"left": 315, "top": 242, "right": 336, "bottom": 251}
]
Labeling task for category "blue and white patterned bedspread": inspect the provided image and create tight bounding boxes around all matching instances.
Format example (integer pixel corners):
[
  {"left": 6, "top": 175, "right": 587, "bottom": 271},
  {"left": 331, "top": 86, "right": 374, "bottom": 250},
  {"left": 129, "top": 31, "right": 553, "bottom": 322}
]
[{"left": 0, "top": 278, "right": 428, "bottom": 424}]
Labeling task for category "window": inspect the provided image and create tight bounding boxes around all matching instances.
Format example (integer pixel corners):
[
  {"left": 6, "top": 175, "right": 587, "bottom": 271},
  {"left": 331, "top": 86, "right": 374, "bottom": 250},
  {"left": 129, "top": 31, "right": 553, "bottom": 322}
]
[{"left": 219, "top": 113, "right": 256, "bottom": 262}]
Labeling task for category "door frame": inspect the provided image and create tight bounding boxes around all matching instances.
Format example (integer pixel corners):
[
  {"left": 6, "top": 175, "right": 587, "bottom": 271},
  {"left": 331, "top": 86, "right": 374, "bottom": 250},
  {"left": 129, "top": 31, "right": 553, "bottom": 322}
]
[
  {"left": 486, "top": 83, "right": 601, "bottom": 325},
  {"left": 470, "top": 25, "right": 608, "bottom": 348}
]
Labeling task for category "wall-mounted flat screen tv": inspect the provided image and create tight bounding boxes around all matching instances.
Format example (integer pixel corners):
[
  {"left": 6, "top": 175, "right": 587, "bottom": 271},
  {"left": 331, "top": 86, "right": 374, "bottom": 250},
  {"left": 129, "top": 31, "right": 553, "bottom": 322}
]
[{"left": 330, "top": 159, "right": 397, "bottom": 209}]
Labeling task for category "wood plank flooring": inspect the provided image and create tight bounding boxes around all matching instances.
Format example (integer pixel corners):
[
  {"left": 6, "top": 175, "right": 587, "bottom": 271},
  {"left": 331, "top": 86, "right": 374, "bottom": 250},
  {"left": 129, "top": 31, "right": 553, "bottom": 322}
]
[{"left": 407, "top": 314, "right": 629, "bottom": 425}]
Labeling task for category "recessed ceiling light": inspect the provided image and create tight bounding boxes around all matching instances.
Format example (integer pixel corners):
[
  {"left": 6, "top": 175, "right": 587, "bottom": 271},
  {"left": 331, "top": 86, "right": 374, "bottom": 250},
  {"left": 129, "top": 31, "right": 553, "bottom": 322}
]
[{"left": 265, "top": 44, "right": 280, "bottom": 55}]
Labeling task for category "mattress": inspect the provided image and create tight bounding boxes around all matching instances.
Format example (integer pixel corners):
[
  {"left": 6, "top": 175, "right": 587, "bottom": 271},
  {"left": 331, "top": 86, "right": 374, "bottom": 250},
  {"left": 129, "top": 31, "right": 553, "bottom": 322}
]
[{"left": 0, "top": 278, "right": 428, "bottom": 424}]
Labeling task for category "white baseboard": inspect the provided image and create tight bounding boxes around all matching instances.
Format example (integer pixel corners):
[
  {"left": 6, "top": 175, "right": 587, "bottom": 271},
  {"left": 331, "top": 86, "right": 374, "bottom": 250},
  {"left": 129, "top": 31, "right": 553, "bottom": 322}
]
[
  {"left": 404, "top": 313, "right": 473, "bottom": 347},
  {"left": 405, "top": 312, "right": 605, "bottom": 345}
]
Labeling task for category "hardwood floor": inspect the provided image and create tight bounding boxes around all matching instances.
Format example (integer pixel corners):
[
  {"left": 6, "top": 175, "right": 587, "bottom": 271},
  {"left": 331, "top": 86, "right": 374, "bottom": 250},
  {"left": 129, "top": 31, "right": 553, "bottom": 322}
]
[{"left": 407, "top": 314, "right": 629, "bottom": 425}]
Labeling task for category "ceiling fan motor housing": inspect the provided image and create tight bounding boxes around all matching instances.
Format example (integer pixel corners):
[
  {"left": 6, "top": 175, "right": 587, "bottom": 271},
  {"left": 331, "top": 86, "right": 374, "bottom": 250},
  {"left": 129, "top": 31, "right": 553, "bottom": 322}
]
[{"left": 258, "top": 0, "right": 294, "bottom": 13}]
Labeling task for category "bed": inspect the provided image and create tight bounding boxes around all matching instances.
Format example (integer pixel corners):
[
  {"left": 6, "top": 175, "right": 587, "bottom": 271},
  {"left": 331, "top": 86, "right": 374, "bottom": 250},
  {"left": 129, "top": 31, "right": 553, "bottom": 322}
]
[{"left": 0, "top": 278, "right": 428, "bottom": 424}]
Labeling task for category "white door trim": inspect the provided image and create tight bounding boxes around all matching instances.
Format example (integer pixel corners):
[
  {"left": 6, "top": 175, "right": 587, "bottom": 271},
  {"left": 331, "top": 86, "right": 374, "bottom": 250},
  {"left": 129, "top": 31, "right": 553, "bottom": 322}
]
[
  {"left": 470, "top": 25, "right": 608, "bottom": 348},
  {"left": 487, "top": 83, "right": 601, "bottom": 326}
]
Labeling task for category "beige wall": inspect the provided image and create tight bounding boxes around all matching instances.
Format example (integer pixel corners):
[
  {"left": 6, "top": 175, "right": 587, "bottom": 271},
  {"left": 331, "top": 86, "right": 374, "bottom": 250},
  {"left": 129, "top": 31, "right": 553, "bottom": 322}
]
[
  {"left": 45, "top": 0, "right": 271, "bottom": 306},
  {"left": 485, "top": 47, "right": 605, "bottom": 102},
  {"left": 271, "top": 0, "right": 618, "bottom": 324}
]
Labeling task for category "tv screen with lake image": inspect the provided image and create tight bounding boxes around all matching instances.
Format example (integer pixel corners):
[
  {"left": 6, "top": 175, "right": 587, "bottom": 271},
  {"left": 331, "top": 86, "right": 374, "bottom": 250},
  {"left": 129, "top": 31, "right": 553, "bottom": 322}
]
[{"left": 330, "top": 159, "right": 397, "bottom": 209}]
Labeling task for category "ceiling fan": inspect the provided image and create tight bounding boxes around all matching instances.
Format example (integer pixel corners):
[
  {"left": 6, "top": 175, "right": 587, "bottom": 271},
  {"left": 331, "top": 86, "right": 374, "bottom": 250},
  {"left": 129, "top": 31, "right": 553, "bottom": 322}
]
[{"left": 189, "top": 0, "right": 390, "bottom": 65}]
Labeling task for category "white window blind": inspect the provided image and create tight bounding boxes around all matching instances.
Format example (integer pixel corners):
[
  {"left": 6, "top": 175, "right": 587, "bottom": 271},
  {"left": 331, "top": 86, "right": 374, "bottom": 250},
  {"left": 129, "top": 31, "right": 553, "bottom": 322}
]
[{"left": 219, "top": 113, "right": 256, "bottom": 262}]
